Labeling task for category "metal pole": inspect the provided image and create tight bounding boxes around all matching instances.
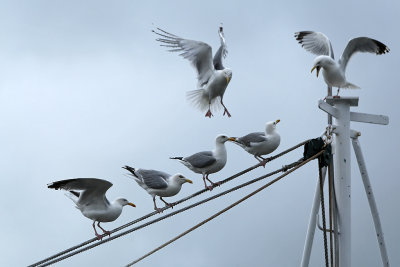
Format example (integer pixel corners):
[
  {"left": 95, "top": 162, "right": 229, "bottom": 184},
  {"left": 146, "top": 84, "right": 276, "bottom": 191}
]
[
  {"left": 301, "top": 167, "right": 327, "bottom": 267},
  {"left": 351, "top": 132, "right": 390, "bottom": 267},
  {"left": 333, "top": 101, "right": 352, "bottom": 267}
]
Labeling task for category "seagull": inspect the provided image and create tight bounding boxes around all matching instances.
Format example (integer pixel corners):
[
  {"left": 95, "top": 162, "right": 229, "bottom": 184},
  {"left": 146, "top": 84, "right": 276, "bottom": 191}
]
[
  {"left": 170, "top": 134, "right": 231, "bottom": 190},
  {"left": 48, "top": 178, "right": 136, "bottom": 240},
  {"left": 294, "top": 31, "right": 389, "bottom": 95},
  {"left": 153, "top": 26, "right": 233, "bottom": 118},
  {"left": 229, "top": 120, "right": 281, "bottom": 167},
  {"left": 122, "top": 165, "right": 192, "bottom": 213}
]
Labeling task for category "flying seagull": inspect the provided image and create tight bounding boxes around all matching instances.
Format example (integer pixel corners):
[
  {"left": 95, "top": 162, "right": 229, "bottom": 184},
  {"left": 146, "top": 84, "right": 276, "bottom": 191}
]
[
  {"left": 153, "top": 26, "right": 233, "bottom": 117},
  {"left": 170, "top": 134, "right": 231, "bottom": 190},
  {"left": 48, "top": 178, "right": 136, "bottom": 240},
  {"left": 123, "top": 165, "right": 192, "bottom": 213},
  {"left": 294, "top": 31, "right": 389, "bottom": 95},
  {"left": 229, "top": 120, "right": 281, "bottom": 167}
]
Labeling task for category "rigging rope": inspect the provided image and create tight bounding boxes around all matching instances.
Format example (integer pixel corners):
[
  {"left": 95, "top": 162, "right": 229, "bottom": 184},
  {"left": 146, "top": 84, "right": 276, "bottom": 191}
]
[
  {"left": 125, "top": 149, "right": 325, "bottom": 266},
  {"left": 29, "top": 139, "right": 310, "bottom": 267},
  {"left": 36, "top": 158, "right": 304, "bottom": 266},
  {"left": 318, "top": 158, "right": 330, "bottom": 267}
]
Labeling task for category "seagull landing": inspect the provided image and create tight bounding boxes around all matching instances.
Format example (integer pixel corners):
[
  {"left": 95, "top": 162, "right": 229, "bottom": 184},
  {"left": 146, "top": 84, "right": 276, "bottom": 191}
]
[
  {"left": 295, "top": 31, "right": 389, "bottom": 96},
  {"left": 154, "top": 26, "right": 233, "bottom": 117}
]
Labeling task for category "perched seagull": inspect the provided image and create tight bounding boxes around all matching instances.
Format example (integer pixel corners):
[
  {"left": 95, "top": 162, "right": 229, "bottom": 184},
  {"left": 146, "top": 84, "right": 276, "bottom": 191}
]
[
  {"left": 170, "top": 134, "right": 231, "bottom": 190},
  {"left": 294, "top": 31, "right": 389, "bottom": 95},
  {"left": 122, "top": 165, "right": 192, "bottom": 213},
  {"left": 153, "top": 26, "right": 233, "bottom": 117},
  {"left": 229, "top": 120, "right": 281, "bottom": 167},
  {"left": 47, "top": 178, "right": 136, "bottom": 240}
]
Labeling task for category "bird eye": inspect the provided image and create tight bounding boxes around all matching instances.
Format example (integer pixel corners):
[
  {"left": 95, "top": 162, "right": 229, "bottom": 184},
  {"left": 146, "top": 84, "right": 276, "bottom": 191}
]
[{"left": 179, "top": 175, "right": 183, "bottom": 178}]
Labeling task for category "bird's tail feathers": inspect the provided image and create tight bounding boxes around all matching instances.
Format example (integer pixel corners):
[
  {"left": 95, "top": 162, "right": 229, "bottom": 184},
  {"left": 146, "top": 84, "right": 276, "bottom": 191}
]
[
  {"left": 186, "top": 89, "right": 222, "bottom": 112},
  {"left": 344, "top": 82, "right": 360, "bottom": 89},
  {"left": 122, "top": 165, "right": 138, "bottom": 178},
  {"left": 64, "top": 191, "right": 79, "bottom": 205}
]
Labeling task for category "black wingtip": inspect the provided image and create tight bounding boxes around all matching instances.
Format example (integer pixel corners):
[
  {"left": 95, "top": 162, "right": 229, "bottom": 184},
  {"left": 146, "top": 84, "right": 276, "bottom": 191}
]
[
  {"left": 373, "top": 39, "right": 390, "bottom": 55},
  {"left": 47, "top": 179, "right": 75, "bottom": 190},
  {"left": 170, "top": 157, "right": 183, "bottom": 160},
  {"left": 294, "top": 31, "right": 314, "bottom": 43}
]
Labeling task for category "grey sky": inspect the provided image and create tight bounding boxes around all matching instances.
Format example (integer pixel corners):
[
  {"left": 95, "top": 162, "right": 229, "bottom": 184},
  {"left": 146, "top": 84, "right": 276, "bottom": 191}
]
[{"left": 0, "top": 1, "right": 399, "bottom": 266}]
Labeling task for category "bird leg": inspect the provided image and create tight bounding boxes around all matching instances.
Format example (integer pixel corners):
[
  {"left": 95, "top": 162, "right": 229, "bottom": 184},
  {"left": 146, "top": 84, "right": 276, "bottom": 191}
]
[
  {"left": 97, "top": 222, "right": 111, "bottom": 237},
  {"left": 203, "top": 174, "right": 213, "bottom": 191},
  {"left": 257, "top": 155, "right": 273, "bottom": 167},
  {"left": 206, "top": 174, "right": 221, "bottom": 189},
  {"left": 92, "top": 221, "right": 103, "bottom": 240},
  {"left": 334, "top": 88, "right": 341, "bottom": 98},
  {"left": 220, "top": 99, "right": 231, "bottom": 117},
  {"left": 255, "top": 155, "right": 267, "bottom": 167},
  {"left": 153, "top": 195, "right": 163, "bottom": 213},
  {"left": 160, "top": 197, "right": 174, "bottom": 208}
]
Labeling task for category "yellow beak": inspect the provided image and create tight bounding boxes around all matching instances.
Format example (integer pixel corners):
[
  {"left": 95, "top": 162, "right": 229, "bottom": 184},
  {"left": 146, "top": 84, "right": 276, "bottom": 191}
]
[
  {"left": 128, "top": 202, "right": 136, "bottom": 207},
  {"left": 275, "top": 119, "right": 280, "bottom": 124},
  {"left": 226, "top": 76, "right": 230, "bottom": 83},
  {"left": 228, "top": 137, "right": 236, "bottom": 141},
  {"left": 311, "top": 66, "right": 320, "bottom": 77},
  {"left": 186, "top": 179, "right": 193, "bottom": 184}
]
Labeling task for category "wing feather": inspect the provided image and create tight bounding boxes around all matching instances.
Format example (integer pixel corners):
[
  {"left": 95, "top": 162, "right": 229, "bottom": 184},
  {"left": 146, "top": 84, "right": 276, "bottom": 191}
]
[
  {"left": 339, "top": 37, "right": 389, "bottom": 72},
  {"left": 294, "top": 31, "right": 334, "bottom": 58},
  {"left": 237, "top": 132, "right": 267, "bottom": 147},
  {"left": 48, "top": 178, "right": 112, "bottom": 205},
  {"left": 154, "top": 28, "right": 215, "bottom": 87},
  {"left": 213, "top": 26, "right": 228, "bottom": 70},
  {"left": 136, "top": 169, "right": 169, "bottom": 190},
  {"left": 184, "top": 151, "right": 216, "bottom": 168}
]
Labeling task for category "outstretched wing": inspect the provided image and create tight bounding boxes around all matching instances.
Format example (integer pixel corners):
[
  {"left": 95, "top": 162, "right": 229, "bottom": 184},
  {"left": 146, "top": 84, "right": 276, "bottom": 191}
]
[
  {"left": 339, "top": 37, "right": 389, "bottom": 72},
  {"left": 213, "top": 26, "right": 228, "bottom": 70},
  {"left": 153, "top": 28, "right": 215, "bottom": 87},
  {"left": 48, "top": 178, "right": 112, "bottom": 205},
  {"left": 294, "top": 31, "right": 334, "bottom": 59},
  {"left": 184, "top": 151, "right": 216, "bottom": 168},
  {"left": 136, "top": 169, "right": 169, "bottom": 190}
]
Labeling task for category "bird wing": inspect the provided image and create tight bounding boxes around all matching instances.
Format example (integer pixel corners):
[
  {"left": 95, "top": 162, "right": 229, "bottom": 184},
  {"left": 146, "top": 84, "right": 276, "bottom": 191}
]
[
  {"left": 153, "top": 28, "right": 215, "bottom": 87},
  {"left": 237, "top": 132, "right": 267, "bottom": 147},
  {"left": 184, "top": 151, "right": 216, "bottom": 168},
  {"left": 136, "top": 169, "right": 169, "bottom": 189},
  {"left": 48, "top": 178, "right": 112, "bottom": 206},
  {"left": 339, "top": 37, "right": 389, "bottom": 72},
  {"left": 294, "top": 31, "right": 334, "bottom": 58},
  {"left": 213, "top": 26, "right": 228, "bottom": 70}
]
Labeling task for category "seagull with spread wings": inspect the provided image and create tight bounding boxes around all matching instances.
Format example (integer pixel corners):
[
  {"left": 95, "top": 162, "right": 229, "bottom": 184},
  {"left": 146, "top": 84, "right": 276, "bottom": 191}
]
[
  {"left": 123, "top": 166, "right": 192, "bottom": 213},
  {"left": 294, "top": 31, "right": 389, "bottom": 95},
  {"left": 153, "top": 26, "right": 232, "bottom": 117},
  {"left": 48, "top": 178, "right": 136, "bottom": 240}
]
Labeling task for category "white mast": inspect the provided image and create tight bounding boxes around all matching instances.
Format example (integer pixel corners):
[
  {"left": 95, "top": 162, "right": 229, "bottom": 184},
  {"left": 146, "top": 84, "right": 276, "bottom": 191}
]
[{"left": 300, "top": 96, "right": 390, "bottom": 267}]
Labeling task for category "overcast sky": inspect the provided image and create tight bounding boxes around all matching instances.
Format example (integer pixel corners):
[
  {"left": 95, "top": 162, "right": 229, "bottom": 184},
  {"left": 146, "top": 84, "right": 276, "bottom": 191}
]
[{"left": 0, "top": 1, "right": 399, "bottom": 266}]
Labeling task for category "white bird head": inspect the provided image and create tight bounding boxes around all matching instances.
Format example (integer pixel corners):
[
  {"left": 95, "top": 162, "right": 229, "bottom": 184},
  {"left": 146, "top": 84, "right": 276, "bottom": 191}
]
[
  {"left": 115, "top": 198, "right": 136, "bottom": 208},
  {"left": 311, "top": 55, "right": 335, "bottom": 77},
  {"left": 172, "top": 173, "right": 193, "bottom": 185},
  {"left": 223, "top": 68, "right": 232, "bottom": 84},
  {"left": 266, "top": 119, "right": 280, "bottom": 134},
  {"left": 215, "top": 134, "right": 231, "bottom": 144}
]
